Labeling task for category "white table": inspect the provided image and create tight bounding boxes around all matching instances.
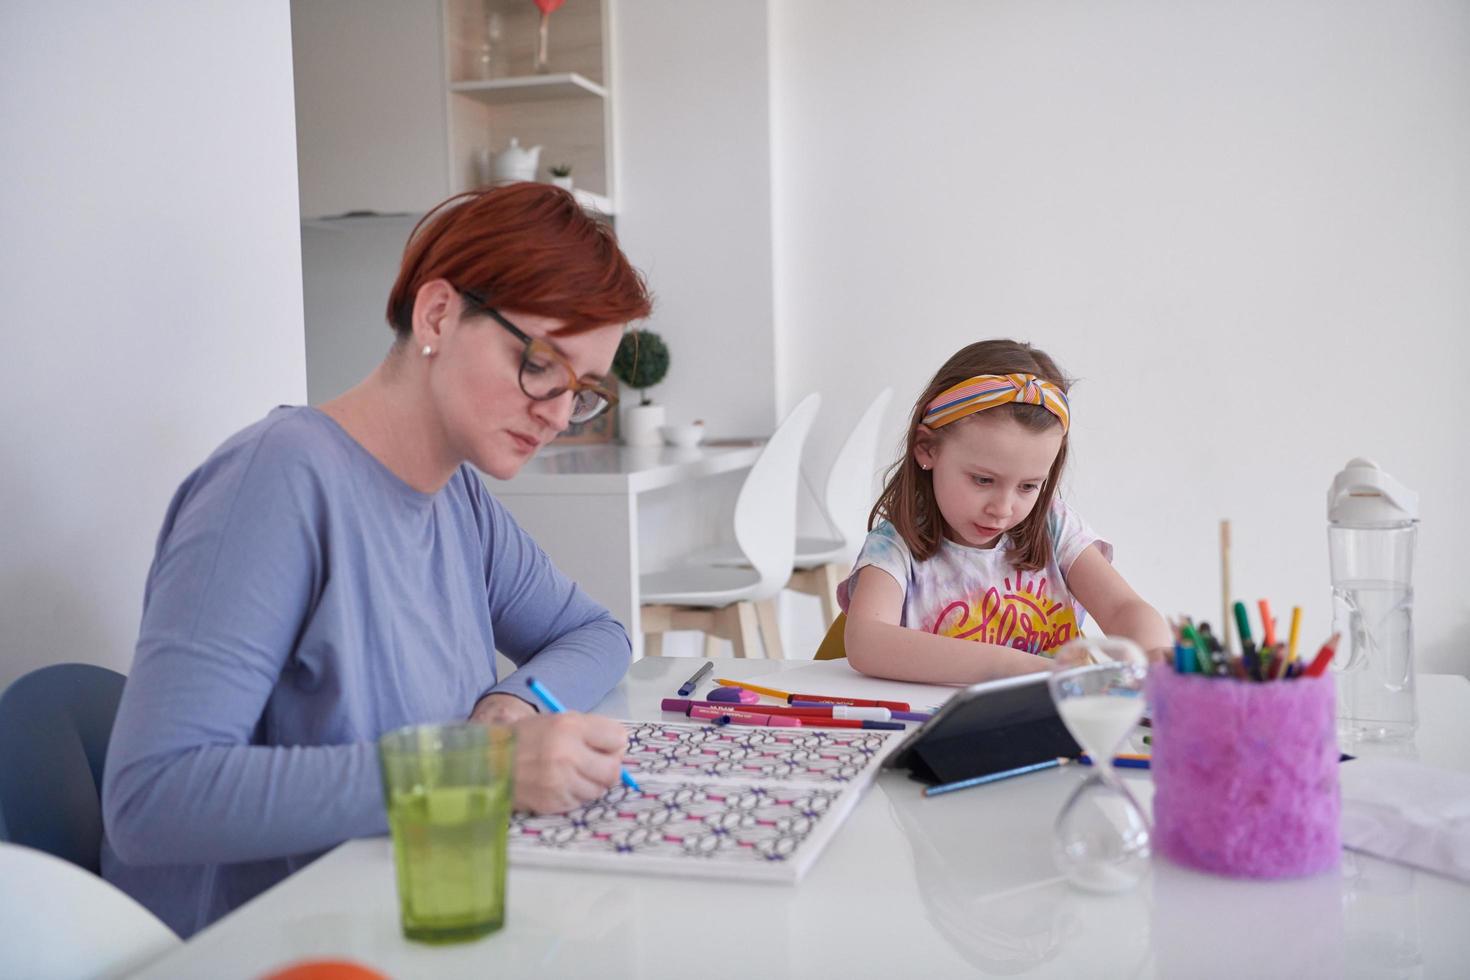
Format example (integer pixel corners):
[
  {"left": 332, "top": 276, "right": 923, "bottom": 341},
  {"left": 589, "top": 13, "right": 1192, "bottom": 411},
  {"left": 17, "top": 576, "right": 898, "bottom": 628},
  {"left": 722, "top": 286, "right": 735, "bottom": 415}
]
[
  {"left": 134, "top": 663, "right": 1470, "bottom": 979},
  {"left": 485, "top": 442, "right": 762, "bottom": 659}
]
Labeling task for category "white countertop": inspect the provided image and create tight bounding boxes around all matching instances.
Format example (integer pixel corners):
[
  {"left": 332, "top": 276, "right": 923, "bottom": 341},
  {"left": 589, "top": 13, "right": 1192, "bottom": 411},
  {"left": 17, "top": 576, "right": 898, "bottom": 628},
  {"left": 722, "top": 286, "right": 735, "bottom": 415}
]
[
  {"left": 486, "top": 441, "right": 763, "bottom": 495},
  {"left": 132, "top": 663, "right": 1470, "bottom": 980}
]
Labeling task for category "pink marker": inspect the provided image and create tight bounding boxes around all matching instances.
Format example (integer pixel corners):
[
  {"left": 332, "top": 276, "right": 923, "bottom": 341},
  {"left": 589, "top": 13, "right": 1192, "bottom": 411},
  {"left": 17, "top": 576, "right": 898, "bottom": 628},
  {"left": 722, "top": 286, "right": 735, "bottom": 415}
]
[
  {"left": 707, "top": 686, "right": 760, "bottom": 705},
  {"left": 689, "top": 706, "right": 803, "bottom": 728}
]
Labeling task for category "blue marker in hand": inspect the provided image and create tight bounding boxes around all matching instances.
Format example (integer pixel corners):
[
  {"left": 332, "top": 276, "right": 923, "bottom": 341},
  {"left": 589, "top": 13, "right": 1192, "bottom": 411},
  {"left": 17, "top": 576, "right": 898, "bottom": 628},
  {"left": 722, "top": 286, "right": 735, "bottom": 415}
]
[{"left": 524, "top": 676, "right": 643, "bottom": 794}]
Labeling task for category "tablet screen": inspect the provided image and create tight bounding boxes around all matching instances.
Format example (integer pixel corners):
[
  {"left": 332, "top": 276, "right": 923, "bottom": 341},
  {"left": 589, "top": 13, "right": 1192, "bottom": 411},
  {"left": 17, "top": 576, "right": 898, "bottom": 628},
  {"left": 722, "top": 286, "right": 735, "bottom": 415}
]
[{"left": 884, "top": 672, "right": 1082, "bottom": 785}]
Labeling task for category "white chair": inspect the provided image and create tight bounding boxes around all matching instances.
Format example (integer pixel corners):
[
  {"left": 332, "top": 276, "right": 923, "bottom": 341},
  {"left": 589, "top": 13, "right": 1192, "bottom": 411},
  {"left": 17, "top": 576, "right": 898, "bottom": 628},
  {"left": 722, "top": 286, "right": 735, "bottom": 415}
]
[
  {"left": 640, "top": 393, "right": 821, "bottom": 659},
  {"left": 706, "top": 387, "right": 894, "bottom": 629},
  {"left": 0, "top": 841, "right": 179, "bottom": 979},
  {"left": 787, "top": 387, "right": 894, "bottom": 623}
]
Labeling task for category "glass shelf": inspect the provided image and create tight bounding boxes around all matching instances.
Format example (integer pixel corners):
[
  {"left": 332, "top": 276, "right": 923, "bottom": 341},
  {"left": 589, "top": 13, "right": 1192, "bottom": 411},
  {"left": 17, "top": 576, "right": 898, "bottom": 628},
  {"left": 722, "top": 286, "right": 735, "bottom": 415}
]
[{"left": 449, "top": 72, "right": 607, "bottom": 105}]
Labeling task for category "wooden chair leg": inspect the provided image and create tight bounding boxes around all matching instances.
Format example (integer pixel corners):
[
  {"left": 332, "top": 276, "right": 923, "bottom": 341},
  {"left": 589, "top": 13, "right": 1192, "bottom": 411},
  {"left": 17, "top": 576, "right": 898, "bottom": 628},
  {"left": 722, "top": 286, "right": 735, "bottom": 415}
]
[
  {"left": 754, "top": 599, "right": 784, "bottom": 660},
  {"left": 640, "top": 604, "right": 673, "bottom": 657},
  {"left": 702, "top": 633, "right": 722, "bottom": 658},
  {"left": 726, "top": 603, "right": 759, "bottom": 658}
]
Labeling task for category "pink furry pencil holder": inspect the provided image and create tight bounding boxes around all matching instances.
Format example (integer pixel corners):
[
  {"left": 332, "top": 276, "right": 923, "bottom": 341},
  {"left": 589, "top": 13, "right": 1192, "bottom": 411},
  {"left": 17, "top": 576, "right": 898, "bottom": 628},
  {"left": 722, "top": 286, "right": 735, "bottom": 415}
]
[{"left": 1148, "top": 665, "right": 1339, "bottom": 879}]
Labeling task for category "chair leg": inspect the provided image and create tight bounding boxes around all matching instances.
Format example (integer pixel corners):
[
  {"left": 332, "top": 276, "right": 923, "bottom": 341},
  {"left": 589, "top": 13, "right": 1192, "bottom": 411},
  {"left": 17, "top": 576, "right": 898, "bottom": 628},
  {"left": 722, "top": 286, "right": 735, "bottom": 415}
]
[
  {"left": 789, "top": 565, "right": 844, "bottom": 626},
  {"left": 641, "top": 604, "right": 674, "bottom": 657},
  {"left": 754, "top": 599, "right": 784, "bottom": 660},
  {"left": 722, "top": 603, "right": 759, "bottom": 658},
  {"left": 702, "top": 633, "right": 722, "bottom": 658}
]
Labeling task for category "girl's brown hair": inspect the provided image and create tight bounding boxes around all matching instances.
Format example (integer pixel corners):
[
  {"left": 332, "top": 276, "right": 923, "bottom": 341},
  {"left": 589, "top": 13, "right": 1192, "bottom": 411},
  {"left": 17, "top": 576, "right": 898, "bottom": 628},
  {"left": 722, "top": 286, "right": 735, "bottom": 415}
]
[
  {"left": 871, "top": 340, "right": 1071, "bottom": 571},
  {"left": 386, "top": 183, "right": 652, "bottom": 337}
]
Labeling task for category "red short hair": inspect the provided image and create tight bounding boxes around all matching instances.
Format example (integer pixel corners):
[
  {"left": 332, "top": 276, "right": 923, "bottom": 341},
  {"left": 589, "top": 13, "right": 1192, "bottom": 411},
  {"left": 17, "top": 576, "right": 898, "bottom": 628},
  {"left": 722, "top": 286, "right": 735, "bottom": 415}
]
[{"left": 386, "top": 183, "right": 652, "bottom": 337}]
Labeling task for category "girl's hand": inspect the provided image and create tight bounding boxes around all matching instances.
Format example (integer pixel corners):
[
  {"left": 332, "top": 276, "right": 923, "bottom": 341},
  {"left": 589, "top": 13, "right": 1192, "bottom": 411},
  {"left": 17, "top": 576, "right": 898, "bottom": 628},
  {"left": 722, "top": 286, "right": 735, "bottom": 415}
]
[
  {"left": 1051, "top": 644, "right": 1097, "bottom": 670},
  {"left": 501, "top": 712, "right": 628, "bottom": 814}
]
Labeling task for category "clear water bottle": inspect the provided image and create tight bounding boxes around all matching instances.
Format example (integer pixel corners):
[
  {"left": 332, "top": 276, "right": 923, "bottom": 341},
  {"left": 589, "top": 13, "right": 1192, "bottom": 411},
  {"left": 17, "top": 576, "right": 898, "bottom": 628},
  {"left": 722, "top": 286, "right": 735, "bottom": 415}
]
[{"left": 1328, "top": 458, "right": 1419, "bottom": 742}]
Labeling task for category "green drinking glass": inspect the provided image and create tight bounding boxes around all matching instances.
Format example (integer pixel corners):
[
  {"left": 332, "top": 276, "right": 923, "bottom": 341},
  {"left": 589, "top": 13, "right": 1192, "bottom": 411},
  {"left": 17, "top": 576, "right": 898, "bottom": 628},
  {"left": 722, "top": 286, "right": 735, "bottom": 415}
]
[{"left": 378, "top": 723, "right": 515, "bottom": 944}]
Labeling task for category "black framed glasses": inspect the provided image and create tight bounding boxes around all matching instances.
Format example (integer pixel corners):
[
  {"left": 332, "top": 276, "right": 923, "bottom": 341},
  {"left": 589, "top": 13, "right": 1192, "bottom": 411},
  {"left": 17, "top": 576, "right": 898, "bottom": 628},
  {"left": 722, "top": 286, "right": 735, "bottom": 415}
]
[{"left": 459, "top": 289, "right": 618, "bottom": 425}]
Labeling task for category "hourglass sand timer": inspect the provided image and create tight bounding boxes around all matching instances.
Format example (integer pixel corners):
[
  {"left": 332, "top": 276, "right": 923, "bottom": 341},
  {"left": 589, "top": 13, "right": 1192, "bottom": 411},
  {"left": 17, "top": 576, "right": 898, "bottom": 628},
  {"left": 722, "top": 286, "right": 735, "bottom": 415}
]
[{"left": 1048, "top": 638, "right": 1151, "bottom": 892}]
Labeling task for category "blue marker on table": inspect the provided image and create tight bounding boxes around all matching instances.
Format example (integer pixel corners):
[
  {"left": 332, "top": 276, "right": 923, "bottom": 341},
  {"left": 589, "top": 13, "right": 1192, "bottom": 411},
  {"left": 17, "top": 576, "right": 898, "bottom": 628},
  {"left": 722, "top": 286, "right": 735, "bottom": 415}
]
[{"left": 525, "top": 676, "right": 643, "bottom": 794}]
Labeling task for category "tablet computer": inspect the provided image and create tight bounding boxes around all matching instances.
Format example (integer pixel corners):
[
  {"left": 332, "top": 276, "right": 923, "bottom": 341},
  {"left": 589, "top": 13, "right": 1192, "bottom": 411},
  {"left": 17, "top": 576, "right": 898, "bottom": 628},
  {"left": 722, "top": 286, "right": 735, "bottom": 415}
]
[{"left": 883, "top": 672, "right": 1081, "bottom": 786}]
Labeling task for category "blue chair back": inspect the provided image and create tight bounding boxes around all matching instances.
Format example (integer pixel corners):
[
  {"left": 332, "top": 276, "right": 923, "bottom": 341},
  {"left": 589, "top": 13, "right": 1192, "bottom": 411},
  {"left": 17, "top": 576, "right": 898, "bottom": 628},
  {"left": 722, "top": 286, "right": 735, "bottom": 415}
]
[{"left": 0, "top": 663, "right": 126, "bottom": 874}]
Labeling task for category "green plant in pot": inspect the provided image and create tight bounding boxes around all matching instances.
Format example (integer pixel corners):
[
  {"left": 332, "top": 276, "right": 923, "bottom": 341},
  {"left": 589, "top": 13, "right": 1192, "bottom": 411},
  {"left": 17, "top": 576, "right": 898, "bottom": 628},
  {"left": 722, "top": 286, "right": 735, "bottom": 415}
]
[{"left": 611, "top": 329, "right": 670, "bottom": 447}]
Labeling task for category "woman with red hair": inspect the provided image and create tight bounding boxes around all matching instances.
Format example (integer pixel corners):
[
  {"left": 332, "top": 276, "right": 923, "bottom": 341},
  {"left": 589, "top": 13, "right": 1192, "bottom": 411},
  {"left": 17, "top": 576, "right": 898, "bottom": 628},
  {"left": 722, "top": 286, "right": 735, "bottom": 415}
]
[{"left": 101, "top": 184, "right": 653, "bottom": 937}]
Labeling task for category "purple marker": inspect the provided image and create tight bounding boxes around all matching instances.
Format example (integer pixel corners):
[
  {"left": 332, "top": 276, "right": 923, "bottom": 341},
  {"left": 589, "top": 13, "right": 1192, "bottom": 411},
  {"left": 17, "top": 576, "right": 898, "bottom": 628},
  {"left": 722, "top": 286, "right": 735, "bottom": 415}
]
[
  {"left": 707, "top": 686, "right": 760, "bottom": 704},
  {"left": 890, "top": 710, "right": 934, "bottom": 723}
]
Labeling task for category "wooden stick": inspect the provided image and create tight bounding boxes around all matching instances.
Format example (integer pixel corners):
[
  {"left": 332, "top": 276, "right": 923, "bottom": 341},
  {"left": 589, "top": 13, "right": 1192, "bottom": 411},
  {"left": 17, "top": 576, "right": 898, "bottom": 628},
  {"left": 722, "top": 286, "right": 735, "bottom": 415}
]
[{"left": 1220, "top": 519, "right": 1233, "bottom": 654}]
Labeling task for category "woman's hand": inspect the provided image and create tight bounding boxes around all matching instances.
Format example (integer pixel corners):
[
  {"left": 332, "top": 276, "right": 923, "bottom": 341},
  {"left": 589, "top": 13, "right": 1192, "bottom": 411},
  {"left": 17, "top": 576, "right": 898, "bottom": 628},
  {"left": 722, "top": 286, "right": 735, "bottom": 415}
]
[{"left": 501, "top": 712, "right": 629, "bottom": 814}]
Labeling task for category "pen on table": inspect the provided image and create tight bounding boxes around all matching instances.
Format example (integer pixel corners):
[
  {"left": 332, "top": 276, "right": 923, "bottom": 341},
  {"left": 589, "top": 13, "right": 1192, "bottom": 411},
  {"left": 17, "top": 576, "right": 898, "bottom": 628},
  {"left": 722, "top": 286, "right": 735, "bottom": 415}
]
[
  {"left": 664, "top": 698, "right": 893, "bottom": 721},
  {"left": 788, "top": 699, "right": 932, "bottom": 722},
  {"left": 688, "top": 706, "right": 803, "bottom": 728},
  {"left": 924, "top": 758, "right": 1069, "bottom": 797},
  {"left": 676, "top": 661, "right": 714, "bottom": 697},
  {"left": 787, "top": 692, "right": 910, "bottom": 711},
  {"left": 687, "top": 705, "right": 903, "bottom": 730},
  {"left": 525, "top": 676, "right": 643, "bottom": 793},
  {"left": 713, "top": 678, "right": 911, "bottom": 712},
  {"left": 1079, "top": 754, "right": 1151, "bottom": 770}
]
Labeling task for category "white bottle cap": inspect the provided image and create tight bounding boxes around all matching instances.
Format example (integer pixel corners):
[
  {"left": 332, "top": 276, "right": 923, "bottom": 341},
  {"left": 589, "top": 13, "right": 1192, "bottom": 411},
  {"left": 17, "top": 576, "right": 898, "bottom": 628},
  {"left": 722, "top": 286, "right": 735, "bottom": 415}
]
[{"left": 1328, "top": 457, "right": 1419, "bottom": 524}]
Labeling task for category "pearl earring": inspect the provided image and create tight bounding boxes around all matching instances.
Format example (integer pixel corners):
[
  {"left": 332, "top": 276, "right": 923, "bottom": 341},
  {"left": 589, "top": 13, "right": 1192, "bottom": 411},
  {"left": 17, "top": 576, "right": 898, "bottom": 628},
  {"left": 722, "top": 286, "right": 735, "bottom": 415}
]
[{"left": 421, "top": 345, "right": 433, "bottom": 357}]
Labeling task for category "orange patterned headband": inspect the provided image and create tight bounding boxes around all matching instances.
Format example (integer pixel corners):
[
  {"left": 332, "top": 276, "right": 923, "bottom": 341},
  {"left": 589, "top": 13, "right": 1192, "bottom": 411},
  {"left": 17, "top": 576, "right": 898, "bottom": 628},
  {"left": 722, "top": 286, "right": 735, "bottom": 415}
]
[{"left": 923, "top": 373, "right": 1070, "bottom": 432}]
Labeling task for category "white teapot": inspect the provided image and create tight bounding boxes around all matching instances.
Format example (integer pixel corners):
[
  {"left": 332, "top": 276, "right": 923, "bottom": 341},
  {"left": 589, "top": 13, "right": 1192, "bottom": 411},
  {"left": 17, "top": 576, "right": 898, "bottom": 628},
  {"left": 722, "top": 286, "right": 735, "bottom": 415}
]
[{"left": 491, "top": 137, "right": 542, "bottom": 183}]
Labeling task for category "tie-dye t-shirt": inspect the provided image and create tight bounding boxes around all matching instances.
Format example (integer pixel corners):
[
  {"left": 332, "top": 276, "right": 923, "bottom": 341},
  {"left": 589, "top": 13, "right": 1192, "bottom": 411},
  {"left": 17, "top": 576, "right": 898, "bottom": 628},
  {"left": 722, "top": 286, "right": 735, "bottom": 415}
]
[{"left": 837, "top": 499, "right": 1111, "bottom": 658}]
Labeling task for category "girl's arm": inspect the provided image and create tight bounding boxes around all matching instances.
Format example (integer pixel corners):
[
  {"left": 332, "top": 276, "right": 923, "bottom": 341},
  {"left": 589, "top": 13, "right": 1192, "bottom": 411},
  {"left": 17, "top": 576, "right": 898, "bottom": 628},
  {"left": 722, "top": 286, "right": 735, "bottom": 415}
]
[
  {"left": 1065, "top": 544, "right": 1173, "bottom": 655},
  {"left": 844, "top": 566, "right": 1056, "bottom": 684}
]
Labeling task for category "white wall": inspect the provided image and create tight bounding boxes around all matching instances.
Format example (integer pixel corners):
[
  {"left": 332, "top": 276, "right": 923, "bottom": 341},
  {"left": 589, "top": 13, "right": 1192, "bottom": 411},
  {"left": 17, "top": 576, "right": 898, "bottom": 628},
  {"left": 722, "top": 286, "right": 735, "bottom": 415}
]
[
  {"left": 0, "top": 1, "right": 307, "bottom": 688},
  {"left": 613, "top": 0, "right": 778, "bottom": 440},
  {"left": 771, "top": 0, "right": 1470, "bottom": 673},
  {"left": 611, "top": 0, "right": 785, "bottom": 657}
]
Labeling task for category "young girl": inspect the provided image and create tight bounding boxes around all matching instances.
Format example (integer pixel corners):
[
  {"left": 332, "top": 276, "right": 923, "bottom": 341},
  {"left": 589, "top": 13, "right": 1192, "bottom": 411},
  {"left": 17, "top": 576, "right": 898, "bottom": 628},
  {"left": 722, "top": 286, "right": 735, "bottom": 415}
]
[{"left": 841, "top": 339, "right": 1171, "bottom": 684}]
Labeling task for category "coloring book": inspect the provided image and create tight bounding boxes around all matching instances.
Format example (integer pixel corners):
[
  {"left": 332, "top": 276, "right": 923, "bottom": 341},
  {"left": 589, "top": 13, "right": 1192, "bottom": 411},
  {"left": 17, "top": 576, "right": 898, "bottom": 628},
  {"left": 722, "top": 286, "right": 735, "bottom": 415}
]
[{"left": 508, "top": 720, "right": 901, "bottom": 882}]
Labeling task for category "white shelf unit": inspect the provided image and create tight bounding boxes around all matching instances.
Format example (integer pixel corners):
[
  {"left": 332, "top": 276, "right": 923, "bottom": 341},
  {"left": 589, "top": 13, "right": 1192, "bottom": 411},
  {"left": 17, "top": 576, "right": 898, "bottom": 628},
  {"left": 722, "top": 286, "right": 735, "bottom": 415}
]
[
  {"left": 448, "top": 72, "right": 607, "bottom": 104},
  {"left": 443, "top": 0, "right": 615, "bottom": 213}
]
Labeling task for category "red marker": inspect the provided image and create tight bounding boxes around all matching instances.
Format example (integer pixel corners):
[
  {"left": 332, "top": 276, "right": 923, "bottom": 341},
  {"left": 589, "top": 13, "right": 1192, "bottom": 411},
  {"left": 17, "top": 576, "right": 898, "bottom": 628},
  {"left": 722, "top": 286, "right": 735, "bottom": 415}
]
[
  {"left": 788, "top": 716, "right": 905, "bottom": 731},
  {"left": 663, "top": 698, "right": 890, "bottom": 721},
  {"left": 689, "top": 706, "right": 802, "bottom": 727},
  {"left": 1303, "top": 634, "right": 1341, "bottom": 678},
  {"left": 787, "top": 692, "right": 910, "bottom": 711}
]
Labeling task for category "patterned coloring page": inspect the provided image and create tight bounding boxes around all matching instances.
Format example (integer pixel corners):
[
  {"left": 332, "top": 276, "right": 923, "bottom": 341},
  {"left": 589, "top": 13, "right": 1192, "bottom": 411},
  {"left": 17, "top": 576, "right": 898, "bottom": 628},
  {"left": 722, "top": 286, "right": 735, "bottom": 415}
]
[{"left": 507, "top": 720, "right": 901, "bottom": 882}]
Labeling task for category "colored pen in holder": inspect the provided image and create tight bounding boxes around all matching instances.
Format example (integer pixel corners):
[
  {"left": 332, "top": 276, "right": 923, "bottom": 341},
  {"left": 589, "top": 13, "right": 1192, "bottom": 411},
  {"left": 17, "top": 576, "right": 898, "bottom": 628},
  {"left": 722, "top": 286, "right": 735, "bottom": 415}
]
[{"left": 1148, "top": 664, "right": 1339, "bottom": 879}]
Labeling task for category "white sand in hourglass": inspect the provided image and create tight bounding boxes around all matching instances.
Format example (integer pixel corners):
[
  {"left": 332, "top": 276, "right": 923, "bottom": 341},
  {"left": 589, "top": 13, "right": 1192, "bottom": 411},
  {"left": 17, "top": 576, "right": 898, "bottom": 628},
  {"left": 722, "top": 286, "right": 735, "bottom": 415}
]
[{"left": 1057, "top": 695, "right": 1144, "bottom": 761}]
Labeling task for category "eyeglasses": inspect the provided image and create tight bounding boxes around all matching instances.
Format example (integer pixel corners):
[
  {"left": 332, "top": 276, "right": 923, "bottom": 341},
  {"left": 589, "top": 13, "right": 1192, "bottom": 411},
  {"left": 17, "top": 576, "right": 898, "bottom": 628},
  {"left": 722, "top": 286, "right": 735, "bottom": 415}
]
[{"left": 458, "top": 289, "right": 618, "bottom": 425}]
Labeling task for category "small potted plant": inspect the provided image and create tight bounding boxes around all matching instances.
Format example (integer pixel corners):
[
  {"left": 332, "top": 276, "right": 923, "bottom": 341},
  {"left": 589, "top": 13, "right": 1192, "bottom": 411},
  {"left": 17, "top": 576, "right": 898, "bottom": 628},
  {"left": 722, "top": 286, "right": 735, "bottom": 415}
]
[
  {"left": 548, "top": 162, "right": 574, "bottom": 192},
  {"left": 611, "top": 329, "right": 670, "bottom": 447}
]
